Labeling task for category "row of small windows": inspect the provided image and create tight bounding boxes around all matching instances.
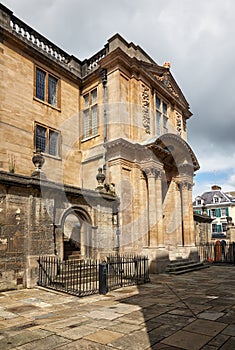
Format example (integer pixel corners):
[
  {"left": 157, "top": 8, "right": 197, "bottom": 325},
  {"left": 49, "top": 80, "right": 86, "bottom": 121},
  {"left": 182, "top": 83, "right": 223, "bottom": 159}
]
[
  {"left": 212, "top": 223, "right": 227, "bottom": 233},
  {"left": 194, "top": 208, "right": 229, "bottom": 217},
  {"left": 196, "top": 196, "right": 221, "bottom": 206}
]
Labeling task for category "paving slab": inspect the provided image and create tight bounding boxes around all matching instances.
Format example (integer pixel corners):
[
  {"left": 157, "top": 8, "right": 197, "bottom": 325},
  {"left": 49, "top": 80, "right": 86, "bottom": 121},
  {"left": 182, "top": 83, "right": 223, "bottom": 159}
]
[
  {"left": 219, "top": 337, "right": 235, "bottom": 350},
  {"left": 56, "top": 338, "right": 114, "bottom": 350},
  {"left": 84, "top": 328, "right": 124, "bottom": 344},
  {"left": 0, "top": 265, "right": 234, "bottom": 350},
  {"left": 183, "top": 319, "right": 227, "bottom": 336},
  {"left": 161, "top": 329, "right": 212, "bottom": 350},
  {"left": 197, "top": 311, "right": 225, "bottom": 320}
]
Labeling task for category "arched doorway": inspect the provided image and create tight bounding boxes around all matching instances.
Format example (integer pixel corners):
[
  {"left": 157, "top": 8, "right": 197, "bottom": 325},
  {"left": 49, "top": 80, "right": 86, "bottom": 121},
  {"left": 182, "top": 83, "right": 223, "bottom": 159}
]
[{"left": 62, "top": 208, "right": 92, "bottom": 260}]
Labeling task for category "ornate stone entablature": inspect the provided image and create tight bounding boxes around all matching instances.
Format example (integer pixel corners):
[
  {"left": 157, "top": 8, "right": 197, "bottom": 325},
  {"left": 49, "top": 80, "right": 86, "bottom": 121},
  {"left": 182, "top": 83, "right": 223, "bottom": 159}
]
[{"left": 141, "top": 83, "right": 151, "bottom": 134}]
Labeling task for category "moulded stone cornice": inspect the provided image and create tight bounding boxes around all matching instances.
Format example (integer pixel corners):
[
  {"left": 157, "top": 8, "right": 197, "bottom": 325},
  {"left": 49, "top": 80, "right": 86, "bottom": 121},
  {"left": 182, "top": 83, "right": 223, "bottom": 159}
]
[
  {"left": 106, "top": 138, "right": 160, "bottom": 165},
  {"left": 0, "top": 171, "right": 117, "bottom": 204}
]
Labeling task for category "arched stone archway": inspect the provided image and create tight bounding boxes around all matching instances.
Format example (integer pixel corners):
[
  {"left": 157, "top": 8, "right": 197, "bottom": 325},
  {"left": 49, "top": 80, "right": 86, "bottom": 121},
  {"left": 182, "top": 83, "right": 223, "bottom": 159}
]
[{"left": 61, "top": 207, "right": 92, "bottom": 260}]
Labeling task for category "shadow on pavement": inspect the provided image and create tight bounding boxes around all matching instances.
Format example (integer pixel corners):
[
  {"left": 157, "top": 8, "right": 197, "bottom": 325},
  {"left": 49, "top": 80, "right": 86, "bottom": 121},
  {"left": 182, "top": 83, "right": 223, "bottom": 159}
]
[{"left": 107, "top": 265, "right": 235, "bottom": 350}]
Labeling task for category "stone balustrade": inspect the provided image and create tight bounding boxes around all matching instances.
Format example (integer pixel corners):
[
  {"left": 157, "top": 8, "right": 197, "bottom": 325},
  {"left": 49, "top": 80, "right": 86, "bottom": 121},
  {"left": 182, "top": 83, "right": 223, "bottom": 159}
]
[
  {"left": 9, "top": 15, "right": 70, "bottom": 65},
  {"left": 86, "top": 46, "right": 108, "bottom": 71},
  {"left": 0, "top": 4, "right": 109, "bottom": 77}
]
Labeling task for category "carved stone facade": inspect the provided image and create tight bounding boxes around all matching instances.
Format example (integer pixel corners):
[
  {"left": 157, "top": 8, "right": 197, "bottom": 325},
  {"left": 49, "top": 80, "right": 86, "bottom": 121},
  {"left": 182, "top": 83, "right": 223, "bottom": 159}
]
[{"left": 0, "top": 4, "right": 200, "bottom": 289}]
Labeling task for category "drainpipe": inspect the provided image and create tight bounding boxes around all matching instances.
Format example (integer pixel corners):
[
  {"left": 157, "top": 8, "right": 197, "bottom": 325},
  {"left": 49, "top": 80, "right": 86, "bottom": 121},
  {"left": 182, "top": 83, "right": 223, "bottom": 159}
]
[{"left": 102, "top": 69, "right": 107, "bottom": 179}]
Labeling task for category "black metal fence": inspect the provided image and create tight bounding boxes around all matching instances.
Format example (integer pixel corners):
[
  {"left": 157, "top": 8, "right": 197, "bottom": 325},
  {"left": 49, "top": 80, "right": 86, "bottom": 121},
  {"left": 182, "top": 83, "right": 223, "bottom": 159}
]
[
  {"left": 196, "top": 241, "right": 235, "bottom": 264},
  {"left": 106, "top": 255, "right": 150, "bottom": 291},
  {"left": 38, "top": 255, "right": 149, "bottom": 297}
]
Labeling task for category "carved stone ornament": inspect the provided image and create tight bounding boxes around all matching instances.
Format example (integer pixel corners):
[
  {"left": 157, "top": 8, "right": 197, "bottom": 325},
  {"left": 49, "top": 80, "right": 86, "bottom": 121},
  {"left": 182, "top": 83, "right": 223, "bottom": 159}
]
[
  {"left": 175, "top": 111, "right": 182, "bottom": 136},
  {"left": 96, "top": 167, "right": 105, "bottom": 190},
  {"left": 155, "top": 73, "right": 179, "bottom": 98},
  {"left": 143, "top": 167, "right": 161, "bottom": 179},
  {"left": 31, "top": 149, "right": 45, "bottom": 177},
  {"left": 141, "top": 83, "right": 150, "bottom": 134}
]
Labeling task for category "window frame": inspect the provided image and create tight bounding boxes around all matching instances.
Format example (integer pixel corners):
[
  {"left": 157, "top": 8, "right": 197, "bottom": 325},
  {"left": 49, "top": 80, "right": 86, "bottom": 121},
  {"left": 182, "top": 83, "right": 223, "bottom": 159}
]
[
  {"left": 82, "top": 87, "right": 98, "bottom": 140},
  {"left": 155, "top": 95, "right": 168, "bottom": 136},
  {"left": 34, "top": 122, "right": 61, "bottom": 158},
  {"left": 211, "top": 209, "right": 216, "bottom": 217},
  {"left": 220, "top": 208, "right": 227, "bottom": 217},
  {"left": 34, "top": 66, "right": 61, "bottom": 109}
]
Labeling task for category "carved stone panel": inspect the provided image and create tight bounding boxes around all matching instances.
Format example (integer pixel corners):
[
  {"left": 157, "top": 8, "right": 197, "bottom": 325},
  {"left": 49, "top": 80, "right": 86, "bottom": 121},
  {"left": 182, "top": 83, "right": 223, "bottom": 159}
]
[
  {"left": 175, "top": 111, "right": 182, "bottom": 136},
  {"left": 141, "top": 83, "right": 150, "bottom": 134}
]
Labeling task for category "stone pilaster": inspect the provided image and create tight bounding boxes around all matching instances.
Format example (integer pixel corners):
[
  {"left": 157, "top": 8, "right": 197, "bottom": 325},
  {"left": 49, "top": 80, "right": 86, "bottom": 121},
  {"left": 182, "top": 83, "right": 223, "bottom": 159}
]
[
  {"left": 143, "top": 165, "right": 163, "bottom": 247},
  {"left": 155, "top": 170, "right": 164, "bottom": 246},
  {"left": 179, "top": 180, "right": 194, "bottom": 246}
]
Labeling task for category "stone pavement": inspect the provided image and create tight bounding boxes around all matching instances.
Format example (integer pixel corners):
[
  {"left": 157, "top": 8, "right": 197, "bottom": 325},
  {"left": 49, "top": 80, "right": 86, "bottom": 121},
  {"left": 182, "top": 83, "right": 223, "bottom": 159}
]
[{"left": 0, "top": 265, "right": 234, "bottom": 350}]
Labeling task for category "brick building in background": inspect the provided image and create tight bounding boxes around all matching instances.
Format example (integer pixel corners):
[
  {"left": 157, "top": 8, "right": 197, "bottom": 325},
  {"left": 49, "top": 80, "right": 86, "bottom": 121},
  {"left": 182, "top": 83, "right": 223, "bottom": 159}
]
[{"left": 0, "top": 4, "right": 200, "bottom": 290}]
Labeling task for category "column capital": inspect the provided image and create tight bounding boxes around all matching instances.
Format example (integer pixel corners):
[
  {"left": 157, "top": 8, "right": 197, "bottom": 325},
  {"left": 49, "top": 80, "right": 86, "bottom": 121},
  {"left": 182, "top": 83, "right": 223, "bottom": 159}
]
[
  {"left": 143, "top": 167, "right": 162, "bottom": 179},
  {"left": 173, "top": 179, "right": 193, "bottom": 191}
]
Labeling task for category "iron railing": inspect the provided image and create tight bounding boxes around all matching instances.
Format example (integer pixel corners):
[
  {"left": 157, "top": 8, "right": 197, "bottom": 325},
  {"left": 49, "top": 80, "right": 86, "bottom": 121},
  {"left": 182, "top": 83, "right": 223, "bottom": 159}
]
[
  {"left": 38, "top": 255, "right": 150, "bottom": 297},
  {"left": 38, "top": 257, "right": 99, "bottom": 297},
  {"left": 106, "top": 255, "right": 150, "bottom": 291},
  {"left": 196, "top": 242, "right": 235, "bottom": 264}
]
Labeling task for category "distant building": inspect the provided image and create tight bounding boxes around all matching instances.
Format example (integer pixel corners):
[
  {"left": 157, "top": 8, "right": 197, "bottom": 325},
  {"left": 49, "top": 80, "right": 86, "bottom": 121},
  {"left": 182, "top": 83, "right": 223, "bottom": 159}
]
[{"left": 193, "top": 185, "right": 235, "bottom": 239}]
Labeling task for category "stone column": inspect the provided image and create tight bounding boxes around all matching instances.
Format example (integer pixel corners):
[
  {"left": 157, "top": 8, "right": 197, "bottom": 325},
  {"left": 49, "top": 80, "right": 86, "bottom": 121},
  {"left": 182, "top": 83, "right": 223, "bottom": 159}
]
[
  {"left": 179, "top": 180, "right": 194, "bottom": 246},
  {"left": 146, "top": 168, "right": 157, "bottom": 246},
  {"left": 155, "top": 170, "right": 164, "bottom": 246},
  {"left": 139, "top": 172, "right": 148, "bottom": 247}
]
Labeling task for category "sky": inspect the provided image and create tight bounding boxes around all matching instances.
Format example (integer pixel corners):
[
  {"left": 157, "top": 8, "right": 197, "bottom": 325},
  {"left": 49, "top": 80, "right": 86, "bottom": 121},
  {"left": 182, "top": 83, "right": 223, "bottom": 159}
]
[{"left": 2, "top": 0, "right": 235, "bottom": 197}]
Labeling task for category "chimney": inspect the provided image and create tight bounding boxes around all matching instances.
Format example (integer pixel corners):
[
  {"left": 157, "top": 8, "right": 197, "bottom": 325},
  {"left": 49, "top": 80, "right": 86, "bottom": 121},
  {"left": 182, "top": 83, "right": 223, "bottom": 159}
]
[{"left": 211, "top": 185, "right": 221, "bottom": 191}]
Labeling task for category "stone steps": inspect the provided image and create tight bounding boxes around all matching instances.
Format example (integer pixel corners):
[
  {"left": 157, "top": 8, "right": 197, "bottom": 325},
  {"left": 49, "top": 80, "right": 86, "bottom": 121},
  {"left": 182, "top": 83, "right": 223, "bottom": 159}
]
[{"left": 165, "top": 258, "right": 210, "bottom": 275}]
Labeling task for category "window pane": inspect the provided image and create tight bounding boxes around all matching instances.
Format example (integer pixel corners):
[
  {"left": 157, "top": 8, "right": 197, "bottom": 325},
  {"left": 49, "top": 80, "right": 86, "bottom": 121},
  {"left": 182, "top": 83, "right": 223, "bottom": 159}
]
[
  {"left": 156, "top": 111, "right": 161, "bottom": 135},
  {"left": 222, "top": 223, "right": 227, "bottom": 232},
  {"left": 163, "top": 116, "right": 168, "bottom": 133},
  {"left": 91, "top": 89, "right": 97, "bottom": 104},
  {"left": 48, "top": 75, "right": 58, "bottom": 106},
  {"left": 49, "top": 130, "right": 59, "bottom": 156},
  {"left": 163, "top": 102, "right": 167, "bottom": 115},
  {"left": 83, "top": 110, "right": 90, "bottom": 138},
  {"left": 36, "top": 125, "right": 46, "bottom": 152},
  {"left": 91, "top": 105, "right": 98, "bottom": 135},
  {"left": 156, "top": 97, "right": 161, "bottom": 110},
  {"left": 36, "top": 68, "right": 46, "bottom": 101},
  {"left": 84, "top": 94, "right": 89, "bottom": 108}
]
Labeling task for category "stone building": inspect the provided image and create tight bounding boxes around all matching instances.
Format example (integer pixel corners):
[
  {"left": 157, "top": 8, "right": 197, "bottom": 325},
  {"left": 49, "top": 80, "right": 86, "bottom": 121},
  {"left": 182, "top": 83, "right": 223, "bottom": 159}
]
[{"left": 0, "top": 4, "right": 199, "bottom": 289}]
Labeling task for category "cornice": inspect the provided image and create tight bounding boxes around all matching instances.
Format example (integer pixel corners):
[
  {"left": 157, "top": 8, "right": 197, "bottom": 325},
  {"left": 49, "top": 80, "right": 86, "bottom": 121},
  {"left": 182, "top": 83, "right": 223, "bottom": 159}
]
[
  {"left": 0, "top": 171, "right": 117, "bottom": 203},
  {"left": 1, "top": 27, "right": 82, "bottom": 85}
]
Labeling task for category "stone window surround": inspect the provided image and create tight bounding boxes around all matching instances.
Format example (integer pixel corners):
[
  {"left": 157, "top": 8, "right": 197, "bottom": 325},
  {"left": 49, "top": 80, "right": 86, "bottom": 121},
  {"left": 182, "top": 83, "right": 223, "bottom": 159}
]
[
  {"left": 155, "top": 93, "right": 168, "bottom": 136},
  {"left": 82, "top": 87, "right": 99, "bottom": 140},
  {"left": 34, "top": 65, "right": 61, "bottom": 110},
  {"left": 34, "top": 122, "right": 61, "bottom": 159}
]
